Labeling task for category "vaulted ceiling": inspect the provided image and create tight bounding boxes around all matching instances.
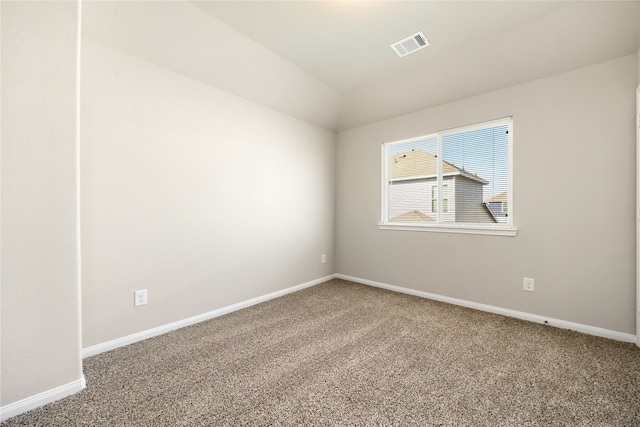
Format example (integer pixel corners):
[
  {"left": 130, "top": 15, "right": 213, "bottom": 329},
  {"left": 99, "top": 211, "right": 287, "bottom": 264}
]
[{"left": 83, "top": 1, "right": 639, "bottom": 131}]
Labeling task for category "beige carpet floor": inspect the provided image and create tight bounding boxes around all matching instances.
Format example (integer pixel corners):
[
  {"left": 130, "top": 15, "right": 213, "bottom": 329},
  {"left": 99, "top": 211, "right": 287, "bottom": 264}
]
[{"left": 3, "top": 279, "right": 640, "bottom": 426}]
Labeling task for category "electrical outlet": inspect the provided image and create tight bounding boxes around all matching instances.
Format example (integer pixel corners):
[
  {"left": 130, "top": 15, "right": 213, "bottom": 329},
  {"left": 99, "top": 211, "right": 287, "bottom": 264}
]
[
  {"left": 321, "top": 254, "right": 326, "bottom": 264},
  {"left": 523, "top": 278, "right": 535, "bottom": 292},
  {"left": 134, "top": 289, "right": 147, "bottom": 307}
]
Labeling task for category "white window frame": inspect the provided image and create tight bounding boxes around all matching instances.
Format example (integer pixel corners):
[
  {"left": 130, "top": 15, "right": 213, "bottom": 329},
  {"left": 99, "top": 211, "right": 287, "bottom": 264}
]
[{"left": 380, "top": 117, "right": 517, "bottom": 237}]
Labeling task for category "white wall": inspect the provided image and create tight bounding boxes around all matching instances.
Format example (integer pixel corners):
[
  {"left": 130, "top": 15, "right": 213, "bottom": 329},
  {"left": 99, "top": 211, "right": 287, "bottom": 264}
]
[
  {"left": 81, "top": 39, "right": 336, "bottom": 347},
  {"left": 1, "top": 1, "right": 83, "bottom": 408},
  {"left": 336, "top": 55, "right": 637, "bottom": 334}
]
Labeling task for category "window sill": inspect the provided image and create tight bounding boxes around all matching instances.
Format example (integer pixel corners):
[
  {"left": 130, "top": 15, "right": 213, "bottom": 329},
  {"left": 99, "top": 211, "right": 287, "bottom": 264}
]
[{"left": 378, "top": 222, "right": 518, "bottom": 237}]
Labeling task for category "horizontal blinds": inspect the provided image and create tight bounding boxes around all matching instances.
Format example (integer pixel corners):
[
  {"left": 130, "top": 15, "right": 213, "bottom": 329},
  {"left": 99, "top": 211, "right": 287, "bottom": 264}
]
[
  {"left": 386, "top": 119, "right": 511, "bottom": 226},
  {"left": 442, "top": 123, "right": 509, "bottom": 224},
  {"left": 387, "top": 136, "right": 438, "bottom": 223}
]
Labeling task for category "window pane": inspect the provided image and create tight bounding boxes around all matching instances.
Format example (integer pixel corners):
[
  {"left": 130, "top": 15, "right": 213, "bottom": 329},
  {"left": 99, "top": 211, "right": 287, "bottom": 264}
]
[
  {"left": 442, "top": 124, "right": 509, "bottom": 224},
  {"left": 387, "top": 137, "right": 438, "bottom": 223}
]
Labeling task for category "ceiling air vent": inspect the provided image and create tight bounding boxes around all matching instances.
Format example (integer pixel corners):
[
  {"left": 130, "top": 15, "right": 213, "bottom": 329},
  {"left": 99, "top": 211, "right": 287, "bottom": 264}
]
[{"left": 391, "top": 31, "right": 430, "bottom": 57}]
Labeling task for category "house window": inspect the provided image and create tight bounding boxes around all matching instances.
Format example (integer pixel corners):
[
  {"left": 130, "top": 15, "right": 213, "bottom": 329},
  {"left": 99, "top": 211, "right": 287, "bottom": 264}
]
[
  {"left": 431, "top": 186, "right": 437, "bottom": 213},
  {"left": 381, "top": 117, "right": 515, "bottom": 236},
  {"left": 443, "top": 185, "right": 448, "bottom": 213},
  {"left": 432, "top": 185, "right": 448, "bottom": 213}
]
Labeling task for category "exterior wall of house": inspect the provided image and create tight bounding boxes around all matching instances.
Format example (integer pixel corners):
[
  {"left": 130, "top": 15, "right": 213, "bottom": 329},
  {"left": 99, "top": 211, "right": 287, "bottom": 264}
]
[
  {"left": 388, "top": 178, "right": 434, "bottom": 221},
  {"left": 487, "top": 201, "right": 508, "bottom": 223},
  {"left": 388, "top": 176, "right": 455, "bottom": 222},
  {"left": 453, "top": 177, "right": 494, "bottom": 224},
  {"left": 336, "top": 54, "right": 637, "bottom": 335}
]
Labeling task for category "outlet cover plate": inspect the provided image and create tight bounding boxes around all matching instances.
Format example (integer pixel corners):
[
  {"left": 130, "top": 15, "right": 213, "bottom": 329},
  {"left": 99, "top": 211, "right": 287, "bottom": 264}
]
[
  {"left": 134, "top": 289, "right": 148, "bottom": 306},
  {"left": 523, "top": 278, "right": 535, "bottom": 292}
]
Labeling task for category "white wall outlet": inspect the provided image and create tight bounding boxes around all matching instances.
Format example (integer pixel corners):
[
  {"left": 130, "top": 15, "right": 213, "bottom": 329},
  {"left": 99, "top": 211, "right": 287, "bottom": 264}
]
[
  {"left": 321, "top": 254, "right": 326, "bottom": 264},
  {"left": 134, "top": 289, "right": 148, "bottom": 306},
  {"left": 523, "top": 277, "right": 535, "bottom": 292}
]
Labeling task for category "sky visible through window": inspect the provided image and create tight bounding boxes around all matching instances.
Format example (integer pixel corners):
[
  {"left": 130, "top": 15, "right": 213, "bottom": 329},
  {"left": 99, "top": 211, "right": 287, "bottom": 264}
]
[{"left": 389, "top": 124, "right": 509, "bottom": 201}]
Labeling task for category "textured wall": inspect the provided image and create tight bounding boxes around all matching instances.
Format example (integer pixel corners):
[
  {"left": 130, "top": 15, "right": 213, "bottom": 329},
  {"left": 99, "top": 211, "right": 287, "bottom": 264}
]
[
  {"left": 81, "top": 39, "right": 336, "bottom": 347},
  {"left": 1, "top": 1, "right": 83, "bottom": 406},
  {"left": 336, "top": 55, "right": 637, "bottom": 334}
]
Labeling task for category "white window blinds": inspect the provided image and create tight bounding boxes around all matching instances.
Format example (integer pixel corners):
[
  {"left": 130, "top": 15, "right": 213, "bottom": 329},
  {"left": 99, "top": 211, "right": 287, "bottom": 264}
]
[{"left": 383, "top": 118, "right": 512, "bottom": 229}]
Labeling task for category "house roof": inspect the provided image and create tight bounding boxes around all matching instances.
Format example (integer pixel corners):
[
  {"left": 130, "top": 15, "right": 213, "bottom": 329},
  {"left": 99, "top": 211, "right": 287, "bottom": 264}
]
[
  {"left": 390, "top": 210, "right": 435, "bottom": 223},
  {"left": 487, "top": 191, "right": 508, "bottom": 203},
  {"left": 390, "top": 150, "right": 488, "bottom": 184}
]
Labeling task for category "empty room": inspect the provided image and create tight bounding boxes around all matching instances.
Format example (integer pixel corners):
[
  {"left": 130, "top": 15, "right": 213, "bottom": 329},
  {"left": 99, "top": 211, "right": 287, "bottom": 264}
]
[{"left": 2, "top": 0, "right": 640, "bottom": 425}]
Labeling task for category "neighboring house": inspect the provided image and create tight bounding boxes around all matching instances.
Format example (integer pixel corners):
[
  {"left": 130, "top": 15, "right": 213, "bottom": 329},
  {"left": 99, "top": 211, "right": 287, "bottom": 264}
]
[
  {"left": 485, "top": 191, "right": 509, "bottom": 224},
  {"left": 388, "top": 149, "right": 496, "bottom": 223}
]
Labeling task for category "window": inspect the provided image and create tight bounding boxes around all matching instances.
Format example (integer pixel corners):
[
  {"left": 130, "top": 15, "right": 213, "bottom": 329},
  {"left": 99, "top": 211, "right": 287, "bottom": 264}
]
[
  {"left": 381, "top": 118, "right": 515, "bottom": 236},
  {"left": 432, "top": 185, "right": 448, "bottom": 213},
  {"left": 431, "top": 186, "right": 437, "bottom": 213}
]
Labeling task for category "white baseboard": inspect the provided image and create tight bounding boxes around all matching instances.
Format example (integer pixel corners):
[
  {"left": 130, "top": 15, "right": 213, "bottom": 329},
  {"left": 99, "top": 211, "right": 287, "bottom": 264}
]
[
  {"left": 0, "top": 376, "right": 86, "bottom": 422},
  {"left": 336, "top": 274, "right": 637, "bottom": 343},
  {"left": 82, "top": 274, "right": 336, "bottom": 358}
]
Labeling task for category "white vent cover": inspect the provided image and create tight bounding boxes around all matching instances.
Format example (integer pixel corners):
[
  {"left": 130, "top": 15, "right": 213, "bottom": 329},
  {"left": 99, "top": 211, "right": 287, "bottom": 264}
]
[{"left": 391, "top": 31, "right": 430, "bottom": 57}]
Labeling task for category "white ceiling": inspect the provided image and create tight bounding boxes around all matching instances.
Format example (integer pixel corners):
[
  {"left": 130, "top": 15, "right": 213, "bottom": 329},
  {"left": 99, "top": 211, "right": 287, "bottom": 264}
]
[
  {"left": 192, "top": 1, "right": 570, "bottom": 93},
  {"left": 84, "top": 1, "right": 639, "bottom": 131}
]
